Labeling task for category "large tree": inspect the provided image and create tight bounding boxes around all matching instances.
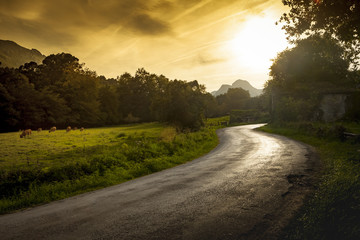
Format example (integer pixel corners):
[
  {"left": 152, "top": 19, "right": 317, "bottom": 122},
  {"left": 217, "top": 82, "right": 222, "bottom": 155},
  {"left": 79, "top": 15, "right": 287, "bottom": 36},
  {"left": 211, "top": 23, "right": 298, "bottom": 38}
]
[
  {"left": 153, "top": 80, "right": 207, "bottom": 130},
  {"left": 265, "top": 35, "right": 353, "bottom": 122},
  {"left": 280, "top": 0, "right": 360, "bottom": 66},
  {"left": 268, "top": 35, "right": 351, "bottom": 94},
  {"left": 215, "top": 88, "right": 251, "bottom": 116},
  {"left": 0, "top": 66, "right": 70, "bottom": 130}
]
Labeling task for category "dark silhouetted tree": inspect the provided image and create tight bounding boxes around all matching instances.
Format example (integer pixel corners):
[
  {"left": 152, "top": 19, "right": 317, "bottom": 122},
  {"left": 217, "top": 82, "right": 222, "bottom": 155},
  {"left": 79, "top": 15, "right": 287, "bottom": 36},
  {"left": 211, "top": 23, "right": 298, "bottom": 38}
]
[
  {"left": 226, "top": 88, "right": 250, "bottom": 110},
  {"left": 279, "top": 0, "right": 360, "bottom": 66},
  {"left": 214, "top": 88, "right": 251, "bottom": 116},
  {"left": 0, "top": 67, "right": 42, "bottom": 130},
  {"left": 265, "top": 35, "right": 353, "bottom": 122},
  {"left": 99, "top": 84, "right": 122, "bottom": 125},
  {"left": 0, "top": 53, "right": 223, "bottom": 131},
  {"left": 153, "top": 80, "right": 207, "bottom": 130}
]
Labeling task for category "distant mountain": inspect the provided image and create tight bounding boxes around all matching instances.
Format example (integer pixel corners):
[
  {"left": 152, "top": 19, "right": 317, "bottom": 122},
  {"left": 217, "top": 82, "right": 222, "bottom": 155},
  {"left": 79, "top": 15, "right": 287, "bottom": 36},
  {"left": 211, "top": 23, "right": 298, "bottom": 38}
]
[
  {"left": 211, "top": 79, "right": 263, "bottom": 97},
  {"left": 0, "top": 40, "right": 45, "bottom": 68}
]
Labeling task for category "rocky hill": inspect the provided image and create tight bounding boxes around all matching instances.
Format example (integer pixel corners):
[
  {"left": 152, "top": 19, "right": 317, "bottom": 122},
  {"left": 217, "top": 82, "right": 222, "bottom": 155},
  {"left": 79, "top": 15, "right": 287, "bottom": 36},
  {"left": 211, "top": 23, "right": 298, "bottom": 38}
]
[
  {"left": 0, "top": 40, "right": 45, "bottom": 68},
  {"left": 211, "top": 79, "right": 263, "bottom": 97}
]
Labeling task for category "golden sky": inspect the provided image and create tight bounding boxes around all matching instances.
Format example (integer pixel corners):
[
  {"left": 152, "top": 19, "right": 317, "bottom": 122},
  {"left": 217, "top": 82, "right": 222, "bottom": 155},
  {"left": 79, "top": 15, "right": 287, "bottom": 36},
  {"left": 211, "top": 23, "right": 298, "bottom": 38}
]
[{"left": 0, "top": 0, "right": 289, "bottom": 91}]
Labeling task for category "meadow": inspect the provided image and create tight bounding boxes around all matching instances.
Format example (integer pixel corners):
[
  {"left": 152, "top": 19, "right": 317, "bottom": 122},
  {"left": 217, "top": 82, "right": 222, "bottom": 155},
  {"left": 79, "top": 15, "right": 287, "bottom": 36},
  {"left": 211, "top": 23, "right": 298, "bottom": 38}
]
[
  {"left": 0, "top": 119, "right": 228, "bottom": 214},
  {"left": 0, "top": 123, "right": 166, "bottom": 169}
]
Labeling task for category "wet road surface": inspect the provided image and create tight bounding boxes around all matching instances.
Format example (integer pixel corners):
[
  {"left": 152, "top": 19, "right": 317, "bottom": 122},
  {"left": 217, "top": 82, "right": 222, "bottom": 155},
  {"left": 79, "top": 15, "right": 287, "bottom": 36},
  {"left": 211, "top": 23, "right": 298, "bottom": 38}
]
[{"left": 0, "top": 124, "right": 319, "bottom": 239}]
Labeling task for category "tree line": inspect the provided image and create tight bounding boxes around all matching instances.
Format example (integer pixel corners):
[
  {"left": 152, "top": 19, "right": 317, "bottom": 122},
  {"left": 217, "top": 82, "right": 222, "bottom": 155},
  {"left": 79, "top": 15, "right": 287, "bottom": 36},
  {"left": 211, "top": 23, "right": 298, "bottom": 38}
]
[{"left": 0, "top": 53, "right": 263, "bottom": 132}]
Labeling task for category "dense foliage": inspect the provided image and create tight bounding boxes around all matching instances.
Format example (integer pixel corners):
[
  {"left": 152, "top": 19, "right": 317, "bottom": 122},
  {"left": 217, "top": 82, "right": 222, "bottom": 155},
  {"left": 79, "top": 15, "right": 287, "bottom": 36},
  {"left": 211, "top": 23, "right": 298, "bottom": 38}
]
[
  {"left": 265, "top": 35, "right": 359, "bottom": 122},
  {"left": 279, "top": 0, "right": 360, "bottom": 67},
  {"left": 0, "top": 53, "right": 264, "bottom": 132}
]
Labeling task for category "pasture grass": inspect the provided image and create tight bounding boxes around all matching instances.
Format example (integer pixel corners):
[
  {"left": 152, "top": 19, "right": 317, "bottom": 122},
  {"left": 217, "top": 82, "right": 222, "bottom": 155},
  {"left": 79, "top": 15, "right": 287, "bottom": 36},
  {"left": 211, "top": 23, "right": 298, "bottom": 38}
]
[
  {"left": 0, "top": 120, "right": 225, "bottom": 214},
  {"left": 0, "top": 123, "right": 164, "bottom": 169},
  {"left": 259, "top": 122, "right": 360, "bottom": 240}
]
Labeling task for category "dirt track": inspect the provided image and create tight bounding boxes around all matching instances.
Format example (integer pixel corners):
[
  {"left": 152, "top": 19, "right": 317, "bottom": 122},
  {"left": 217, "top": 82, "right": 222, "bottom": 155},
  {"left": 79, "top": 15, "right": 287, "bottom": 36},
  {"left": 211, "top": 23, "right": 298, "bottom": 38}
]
[{"left": 0, "top": 124, "right": 320, "bottom": 239}]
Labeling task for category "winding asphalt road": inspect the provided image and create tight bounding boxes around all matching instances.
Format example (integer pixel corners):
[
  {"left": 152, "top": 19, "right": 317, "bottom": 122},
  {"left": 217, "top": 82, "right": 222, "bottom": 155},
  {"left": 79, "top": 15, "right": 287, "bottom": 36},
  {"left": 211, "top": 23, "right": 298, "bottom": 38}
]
[{"left": 0, "top": 124, "right": 319, "bottom": 240}]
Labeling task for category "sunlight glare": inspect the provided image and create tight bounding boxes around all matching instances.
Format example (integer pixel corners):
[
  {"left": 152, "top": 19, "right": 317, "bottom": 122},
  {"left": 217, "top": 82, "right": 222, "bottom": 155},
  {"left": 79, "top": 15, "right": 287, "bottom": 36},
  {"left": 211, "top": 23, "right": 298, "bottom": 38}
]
[{"left": 227, "top": 16, "right": 288, "bottom": 71}]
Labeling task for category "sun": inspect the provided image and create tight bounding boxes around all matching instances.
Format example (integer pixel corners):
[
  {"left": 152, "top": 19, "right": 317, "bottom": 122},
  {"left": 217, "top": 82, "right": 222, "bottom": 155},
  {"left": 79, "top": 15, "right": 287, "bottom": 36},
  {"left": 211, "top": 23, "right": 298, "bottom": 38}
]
[{"left": 227, "top": 15, "right": 289, "bottom": 71}]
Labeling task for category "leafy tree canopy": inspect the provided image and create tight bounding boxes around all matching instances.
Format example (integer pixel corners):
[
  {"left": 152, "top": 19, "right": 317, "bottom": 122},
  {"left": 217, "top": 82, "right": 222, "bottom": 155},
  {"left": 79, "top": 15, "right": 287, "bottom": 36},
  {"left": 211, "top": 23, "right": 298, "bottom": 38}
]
[
  {"left": 0, "top": 51, "right": 266, "bottom": 131},
  {"left": 42, "top": 53, "right": 83, "bottom": 72},
  {"left": 265, "top": 35, "right": 357, "bottom": 122},
  {"left": 267, "top": 35, "right": 352, "bottom": 97},
  {"left": 280, "top": 0, "right": 360, "bottom": 66}
]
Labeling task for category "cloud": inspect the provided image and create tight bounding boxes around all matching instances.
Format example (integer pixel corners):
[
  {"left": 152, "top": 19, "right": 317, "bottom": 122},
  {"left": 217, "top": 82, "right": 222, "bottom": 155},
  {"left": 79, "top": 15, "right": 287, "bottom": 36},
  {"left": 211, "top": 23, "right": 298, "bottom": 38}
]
[
  {"left": 0, "top": 0, "right": 279, "bottom": 40},
  {"left": 127, "top": 14, "right": 171, "bottom": 35},
  {"left": 0, "top": 0, "right": 287, "bottom": 91},
  {"left": 170, "top": 0, "right": 214, "bottom": 22},
  {"left": 197, "top": 54, "right": 226, "bottom": 65},
  {"left": 0, "top": 0, "right": 173, "bottom": 37},
  {"left": 0, "top": 13, "right": 76, "bottom": 48}
]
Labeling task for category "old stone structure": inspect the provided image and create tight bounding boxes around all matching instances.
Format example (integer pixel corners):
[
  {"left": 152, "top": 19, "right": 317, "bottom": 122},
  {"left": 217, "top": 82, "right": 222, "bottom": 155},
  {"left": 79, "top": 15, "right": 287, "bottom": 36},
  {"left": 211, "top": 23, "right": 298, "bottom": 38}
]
[{"left": 319, "top": 93, "right": 348, "bottom": 122}]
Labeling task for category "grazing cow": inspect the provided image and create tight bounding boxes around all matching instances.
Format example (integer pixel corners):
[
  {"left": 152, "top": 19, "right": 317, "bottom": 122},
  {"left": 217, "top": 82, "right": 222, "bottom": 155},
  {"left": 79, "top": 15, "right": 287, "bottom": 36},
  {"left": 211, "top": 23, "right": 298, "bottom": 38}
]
[
  {"left": 37, "top": 128, "right": 42, "bottom": 132},
  {"left": 80, "top": 127, "right": 84, "bottom": 131},
  {"left": 20, "top": 131, "right": 25, "bottom": 138},
  {"left": 73, "top": 127, "right": 78, "bottom": 130},
  {"left": 49, "top": 126, "right": 56, "bottom": 133},
  {"left": 66, "top": 126, "right": 71, "bottom": 132},
  {"left": 20, "top": 129, "right": 32, "bottom": 138}
]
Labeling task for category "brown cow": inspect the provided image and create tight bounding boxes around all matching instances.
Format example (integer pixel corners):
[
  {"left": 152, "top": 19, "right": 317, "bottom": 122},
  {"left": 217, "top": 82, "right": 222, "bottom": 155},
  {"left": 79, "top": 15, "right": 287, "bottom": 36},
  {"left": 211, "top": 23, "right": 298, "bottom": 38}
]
[
  {"left": 80, "top": 127, "right": 84, "bottom": 131},
  {"left": 49, "top": 126, "right": 56, "bottom": 133},
  {"left": 37, "top": 128, "right": 42, "bottom": 132},
  {"left": 20, "top": 129, "right": 32, "bottom": 138},
  {"left": 73, "top": 127, "right": 78, "bottom": 130},
  {"left": 66, "top": 126, "right": 71, "bottom": 132}
]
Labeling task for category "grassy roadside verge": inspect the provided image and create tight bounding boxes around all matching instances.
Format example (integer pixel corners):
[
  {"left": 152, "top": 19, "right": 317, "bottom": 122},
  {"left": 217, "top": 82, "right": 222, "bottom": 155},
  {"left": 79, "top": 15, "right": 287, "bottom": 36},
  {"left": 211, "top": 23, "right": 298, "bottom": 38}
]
[
  {"left": 258, "top": 123, "right": 360, "bottom": 240},
  {"left": 0, "top": 119, "right": 228, "bottom": 214}
]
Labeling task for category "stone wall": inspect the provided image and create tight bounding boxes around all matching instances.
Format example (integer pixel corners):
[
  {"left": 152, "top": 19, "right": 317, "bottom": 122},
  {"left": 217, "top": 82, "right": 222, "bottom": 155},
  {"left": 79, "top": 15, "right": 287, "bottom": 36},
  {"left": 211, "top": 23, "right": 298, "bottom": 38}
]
[{"left": 319, "top": 94, "right": 347, "bottom": 122}]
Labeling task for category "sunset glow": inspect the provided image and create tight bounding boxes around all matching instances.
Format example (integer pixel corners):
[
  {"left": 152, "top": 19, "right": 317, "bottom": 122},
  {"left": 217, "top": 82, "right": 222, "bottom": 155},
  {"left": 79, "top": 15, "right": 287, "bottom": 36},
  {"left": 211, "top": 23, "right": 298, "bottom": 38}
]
[
  {"left": 227, "top": 16, "right": 289, "bottom": 72},
  {"left": 0, "top": 0, "right": 290, "bottom": 91}
]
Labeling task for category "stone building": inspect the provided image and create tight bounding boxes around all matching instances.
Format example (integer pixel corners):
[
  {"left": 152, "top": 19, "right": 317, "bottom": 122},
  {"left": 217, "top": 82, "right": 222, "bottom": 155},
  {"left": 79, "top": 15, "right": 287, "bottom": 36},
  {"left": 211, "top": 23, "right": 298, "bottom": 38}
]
[{"left": 319, "top": 89, "right": 358, "bottom": 122}]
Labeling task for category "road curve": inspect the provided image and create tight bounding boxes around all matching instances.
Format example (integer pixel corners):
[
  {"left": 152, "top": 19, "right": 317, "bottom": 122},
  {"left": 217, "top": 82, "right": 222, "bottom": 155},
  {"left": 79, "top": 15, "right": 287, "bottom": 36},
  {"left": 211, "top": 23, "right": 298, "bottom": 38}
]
[{"left": 0, "top": 124, "right": 319, "bottom": 240}]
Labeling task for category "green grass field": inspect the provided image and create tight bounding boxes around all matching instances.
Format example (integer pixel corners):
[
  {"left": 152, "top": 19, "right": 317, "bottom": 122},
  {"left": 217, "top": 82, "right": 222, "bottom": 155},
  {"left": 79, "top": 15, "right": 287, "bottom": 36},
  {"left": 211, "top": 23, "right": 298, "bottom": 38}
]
[
  {"left": 0, "top": 123, "right": 165, "bottom": 169},
  {"left": 0, "top": 119, "right": 228, "bottom": 214}
]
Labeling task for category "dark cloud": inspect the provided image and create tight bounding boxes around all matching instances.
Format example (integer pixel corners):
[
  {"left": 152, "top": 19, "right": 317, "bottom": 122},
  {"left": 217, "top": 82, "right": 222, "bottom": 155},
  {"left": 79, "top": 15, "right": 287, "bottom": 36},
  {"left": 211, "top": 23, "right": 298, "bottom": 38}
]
[
  {"left": 0, "top": 0, "right": 280, "bottom": 59},
  {"left": 0, "top": 0, "right": 43, "bottom": 13},
  {"left": 151, "top": 0, "right": 174, "bottom": 11},
  {"left": 127, "top": 14, "right": 170, "bottom": 35},
  {"left": 0, "top": 0, "right": 173, "bottom": 37},
  {"left": 0, "top": 0, "right": 277, "bottom": 39},
  {"left": 0, "top": 13, "right": 76, "bottom": 48},
  {"left": 197, "top": 53, "right": 226, "bottom": 65},
  {"left": 83, "top": 0, "right": 172, "bottom": 35}
]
